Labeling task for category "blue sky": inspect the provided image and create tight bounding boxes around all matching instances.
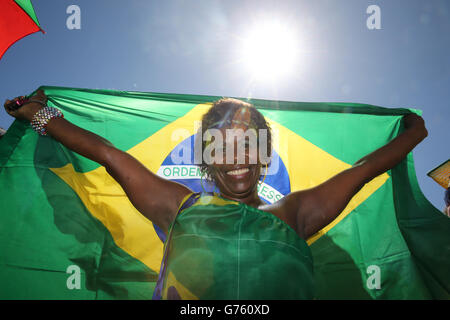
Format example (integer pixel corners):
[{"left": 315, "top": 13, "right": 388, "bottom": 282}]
[{"left": 0, "top": 0, "right": 448, "bottom": 210}]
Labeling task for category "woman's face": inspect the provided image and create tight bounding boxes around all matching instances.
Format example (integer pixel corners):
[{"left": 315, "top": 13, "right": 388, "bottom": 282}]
[
  {"left": 206, "top": 107, "right": 264, "bottom": 199},
  {"left": 209, "top": 126, "right": 262, "bottom": 199}
]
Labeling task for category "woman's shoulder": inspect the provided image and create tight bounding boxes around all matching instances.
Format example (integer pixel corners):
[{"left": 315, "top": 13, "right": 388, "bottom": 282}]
[{"left": 258, "top": 198, "right": 304, "bottom": 240}]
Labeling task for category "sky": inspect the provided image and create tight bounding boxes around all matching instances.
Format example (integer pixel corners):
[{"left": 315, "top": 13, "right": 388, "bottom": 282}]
[{"left": 0, "top": 0, "right": 449, "bottom": 210}]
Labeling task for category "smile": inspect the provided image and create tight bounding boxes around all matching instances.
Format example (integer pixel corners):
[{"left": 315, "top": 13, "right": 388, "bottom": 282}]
[{"left": 226, "top": 168, "right": 250, "bottom": 176}]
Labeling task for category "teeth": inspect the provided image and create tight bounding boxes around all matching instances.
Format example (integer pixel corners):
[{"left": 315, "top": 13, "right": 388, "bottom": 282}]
[{"left": 227, "top": 168, "right": 250, "bottom": 176}]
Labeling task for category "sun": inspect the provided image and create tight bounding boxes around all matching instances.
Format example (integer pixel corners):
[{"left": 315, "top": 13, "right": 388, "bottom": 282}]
[{"left": 239, "top": 20, "right": 299, "bottom": 82}]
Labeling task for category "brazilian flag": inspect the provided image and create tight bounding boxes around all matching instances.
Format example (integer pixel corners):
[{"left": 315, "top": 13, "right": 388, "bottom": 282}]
[{"left": 0, "top": 86, "right": 448, "bottom": 299}]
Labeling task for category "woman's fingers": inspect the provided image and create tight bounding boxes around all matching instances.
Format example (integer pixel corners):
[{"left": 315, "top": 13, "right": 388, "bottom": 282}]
[
  {"left": 403, "top": 113, "right": 428, "bottom": 139},
  {"left": 35, "top": 89, "right": 47, "bottom": 102},
  {"left": 4, "top": 100, "right": 16, "bottom": 116}
]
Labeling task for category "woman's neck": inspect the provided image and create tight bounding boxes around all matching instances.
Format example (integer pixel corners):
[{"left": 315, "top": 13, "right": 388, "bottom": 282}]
[{"left": 218, "top": 190, "right": 264, "bottom": 208}]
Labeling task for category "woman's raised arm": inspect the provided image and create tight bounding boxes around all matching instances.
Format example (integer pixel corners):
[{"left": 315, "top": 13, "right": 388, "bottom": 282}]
[
  {"left": 281, "top": 113, "right": 428, "bottom": 239},
  {"left": 4, "top": 90, "right": 192, "bottom": 234}
]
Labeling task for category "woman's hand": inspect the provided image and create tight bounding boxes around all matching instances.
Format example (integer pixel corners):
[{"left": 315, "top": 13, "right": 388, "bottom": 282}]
[
  {"left": 4, "top": 88, "right": 191, "bottom": 233},
  {"left": 403, "top": 113, "right": 428, "bottom": 141},
  {"left": 4, "top": 89, "right": 47, "bottom": 122},
  {"left": 288, "top": 112, "right": 429, "bottom": 239}
]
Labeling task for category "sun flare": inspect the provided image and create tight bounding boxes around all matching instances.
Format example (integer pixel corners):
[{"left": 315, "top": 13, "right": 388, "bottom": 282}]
[{"left": 239, "top": 20, "right": 299, "bottom": 82}]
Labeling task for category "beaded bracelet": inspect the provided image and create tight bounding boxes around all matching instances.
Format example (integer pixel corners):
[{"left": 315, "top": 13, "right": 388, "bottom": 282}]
[{"left": 30, "top": 106, "right": 64, "bottom": 136}]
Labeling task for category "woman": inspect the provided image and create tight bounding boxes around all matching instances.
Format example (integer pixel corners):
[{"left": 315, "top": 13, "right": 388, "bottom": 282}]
[{"left": 4, "top": 90, "right": 428, "bottom": 299}]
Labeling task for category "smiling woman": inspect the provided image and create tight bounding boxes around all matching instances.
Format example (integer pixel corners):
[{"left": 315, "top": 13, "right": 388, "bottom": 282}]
[
  {"left": 3, "top": 90, "right": 428, "bottom": 299},
  {"left": 150, "top": 98, "right": 317, "bottom": 299},
  {"left": 196, "top": 98, "right": 272, "bottom": 206}
]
